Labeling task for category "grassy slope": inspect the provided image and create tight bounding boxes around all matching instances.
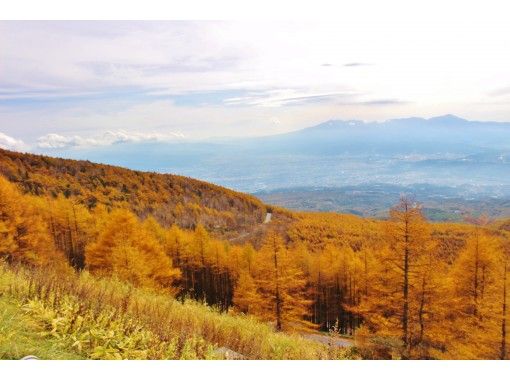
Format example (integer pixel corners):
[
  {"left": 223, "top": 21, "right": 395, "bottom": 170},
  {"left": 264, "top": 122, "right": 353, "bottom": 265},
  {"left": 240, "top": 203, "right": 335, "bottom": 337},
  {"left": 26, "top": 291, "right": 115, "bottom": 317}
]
[
  {"left": 0, "top": 263, "right": 352, "bottom": 360},
  {"left": 0, "top": 297, "right": 82, "bottom": 360}
]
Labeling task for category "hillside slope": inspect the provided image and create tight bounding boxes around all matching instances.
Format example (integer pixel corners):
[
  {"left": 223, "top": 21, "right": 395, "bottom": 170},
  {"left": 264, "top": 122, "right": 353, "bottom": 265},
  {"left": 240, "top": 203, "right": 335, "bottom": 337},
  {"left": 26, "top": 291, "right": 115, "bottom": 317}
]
[
  {"left": 0, "top": 262, "right": 347, "bottom": 360},
  {"left": 0, "top": 148, "right": 270, "bottom": 241},
  {"left": 1, "top": 148, "right": 509, "bottom": 359}
]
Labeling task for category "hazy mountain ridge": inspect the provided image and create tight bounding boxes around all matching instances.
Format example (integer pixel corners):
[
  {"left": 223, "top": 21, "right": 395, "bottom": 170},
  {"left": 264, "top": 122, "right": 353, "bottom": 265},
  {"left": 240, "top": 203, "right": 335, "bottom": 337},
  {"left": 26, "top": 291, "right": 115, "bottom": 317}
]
[{"left": 33, "top": 115, "right": 510, "bottom": 220}]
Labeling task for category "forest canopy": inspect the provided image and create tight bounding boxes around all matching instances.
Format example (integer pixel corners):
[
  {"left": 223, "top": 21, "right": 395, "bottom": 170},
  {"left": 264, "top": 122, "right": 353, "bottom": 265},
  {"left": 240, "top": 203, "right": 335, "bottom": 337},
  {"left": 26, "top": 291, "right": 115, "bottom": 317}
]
[{"left": 0, "top": 148, "right": 509, "bottom": 359}]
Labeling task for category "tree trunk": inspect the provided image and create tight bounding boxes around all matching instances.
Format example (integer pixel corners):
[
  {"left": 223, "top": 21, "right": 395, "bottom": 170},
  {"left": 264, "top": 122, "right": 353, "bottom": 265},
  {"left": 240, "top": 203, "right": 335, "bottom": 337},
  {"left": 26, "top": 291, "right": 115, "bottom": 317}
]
[
  {"left": 474, "top": 231, "right": 480, "bottom": 317},
  {"left": 418, "top": 275, "right": 426, "bottom": 344},
  {"left": 501, "top": 260, "right": 507, "bottom": 360},
  {"left": 273, "top": 239, "right": 282, "bottom": 331},
  {"left": 402, "top": 211, "right": 410, "bottom": 355}
]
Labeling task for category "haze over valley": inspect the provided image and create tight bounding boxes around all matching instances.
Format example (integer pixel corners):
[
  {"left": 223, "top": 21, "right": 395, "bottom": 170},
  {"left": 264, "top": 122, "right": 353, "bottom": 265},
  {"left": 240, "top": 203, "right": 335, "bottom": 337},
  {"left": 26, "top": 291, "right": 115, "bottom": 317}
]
[{"left": 34, "top": 114, "right": 510, "bottom": 220}]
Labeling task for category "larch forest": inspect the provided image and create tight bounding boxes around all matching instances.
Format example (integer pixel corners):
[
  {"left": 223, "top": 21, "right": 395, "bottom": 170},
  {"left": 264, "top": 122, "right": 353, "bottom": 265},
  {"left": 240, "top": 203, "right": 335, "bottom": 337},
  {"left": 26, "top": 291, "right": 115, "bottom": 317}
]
[{"left": 0, "top": 147, "right": 509, "bottom": 360}]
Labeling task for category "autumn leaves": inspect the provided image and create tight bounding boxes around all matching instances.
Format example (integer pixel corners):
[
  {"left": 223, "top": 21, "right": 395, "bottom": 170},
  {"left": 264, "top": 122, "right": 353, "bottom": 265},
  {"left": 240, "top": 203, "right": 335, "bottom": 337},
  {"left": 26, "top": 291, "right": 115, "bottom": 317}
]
[
  {"left": 353, "top": 198, "right": 510, "bottom": 359},
  {"left": 0, "top": 148, "right": 267, "bottom": 238},
  {"left": 234, "top": 233, "right": 312, "bottom": 331},
  {"left": 280, "top": 199, "right": 510, "bottom": 359},
  {"left": 1, "top": 168, "right": 510, "bottom": 359},
  {"left": 86, "top": 212, "right": 181, "bottom": 292},
  {"left": 441, "top": 226, "right": 509, "bottom": 359},
  {"left": 0, "top": 176, "right": 63, "bottom": 267}
]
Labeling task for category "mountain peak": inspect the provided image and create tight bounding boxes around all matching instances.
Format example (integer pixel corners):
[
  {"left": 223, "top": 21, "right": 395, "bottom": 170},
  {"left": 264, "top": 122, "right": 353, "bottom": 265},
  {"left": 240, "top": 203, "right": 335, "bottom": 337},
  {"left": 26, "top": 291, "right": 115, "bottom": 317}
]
[{"left": 428, "top": 114, "right": 467, "bottom": 123}]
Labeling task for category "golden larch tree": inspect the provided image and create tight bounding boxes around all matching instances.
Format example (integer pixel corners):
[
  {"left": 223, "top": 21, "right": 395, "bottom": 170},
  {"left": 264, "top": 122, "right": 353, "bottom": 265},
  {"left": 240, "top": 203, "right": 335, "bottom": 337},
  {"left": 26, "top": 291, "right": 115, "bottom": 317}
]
[
  {"left": 85, "top": 209, "right": 180, "bottom": 292},
  {"left": 443, "top": 227, "right": 504, "bottom": 359},
  {"left": 250, "top": 232, "right": 312, "bottom": 331},
  {"left": 355, "top": 197, "right": 435, "bottom": 358},
  {"left": 0, "top": 176, "right": 63, "bottom": 267},
  {"left": 233, "top": 270, "right": 262, "bottom": 314}
]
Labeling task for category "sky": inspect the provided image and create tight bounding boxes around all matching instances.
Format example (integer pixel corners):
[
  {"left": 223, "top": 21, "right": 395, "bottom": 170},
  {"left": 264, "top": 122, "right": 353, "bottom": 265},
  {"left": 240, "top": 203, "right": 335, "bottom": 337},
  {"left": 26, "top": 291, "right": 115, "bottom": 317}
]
[{"left": 1, "top": 18, "right": 510, "bottom": 151}]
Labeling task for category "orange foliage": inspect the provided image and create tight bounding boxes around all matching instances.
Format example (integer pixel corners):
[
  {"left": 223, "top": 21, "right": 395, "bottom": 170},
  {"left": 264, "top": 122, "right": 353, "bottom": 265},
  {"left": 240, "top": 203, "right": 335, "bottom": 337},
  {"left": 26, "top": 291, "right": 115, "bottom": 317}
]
[
  {"left": 1, "top": 148, "right": 509, "bottom": 357},
  {"left": 0, "top": 148, "right": 266, "bottom": 240},
  {"left": 85, "top": 209, "right": 181, "bottom": 292},
  {"left": 0, "top": 176, "right": 65, "bottom": 267}
]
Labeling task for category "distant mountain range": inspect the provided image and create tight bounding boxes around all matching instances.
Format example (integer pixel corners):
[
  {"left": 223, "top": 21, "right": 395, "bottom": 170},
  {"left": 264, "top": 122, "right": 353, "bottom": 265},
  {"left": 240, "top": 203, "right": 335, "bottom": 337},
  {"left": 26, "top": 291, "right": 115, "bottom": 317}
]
[
  {"left": 35, "top": 115, "right": 510, "bottom": 219},
  {"left": 253, "top": 114, "right": 510, "bottom": 156}
]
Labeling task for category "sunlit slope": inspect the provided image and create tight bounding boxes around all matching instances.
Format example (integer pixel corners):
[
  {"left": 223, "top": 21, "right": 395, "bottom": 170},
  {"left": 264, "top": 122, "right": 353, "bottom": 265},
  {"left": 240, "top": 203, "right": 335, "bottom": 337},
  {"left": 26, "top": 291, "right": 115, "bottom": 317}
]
[{"left": 0, "top": 148, "right": 268, "bottom": 240}]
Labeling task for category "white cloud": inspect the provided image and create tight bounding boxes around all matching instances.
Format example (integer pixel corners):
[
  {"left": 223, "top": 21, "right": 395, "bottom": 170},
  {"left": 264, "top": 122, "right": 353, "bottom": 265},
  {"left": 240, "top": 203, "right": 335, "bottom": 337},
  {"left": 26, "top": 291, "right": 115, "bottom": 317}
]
[
  {"left": 2, "top": 20, "right": 509, "bottom": 105},
  {"left": 37, "top": 133, "right": 78, "bottom": 149},
  {"left": 0, "top": 132, "right": 27, "bottom": 151},
  {"left": 101, "top": 130, "right": 185, "bottom": 144},
  {"left": 224, "top": 89, "right": 359, "bottom": 107},
  {"left": 37, "top": 130, "right": 185, "bottom": 149}
]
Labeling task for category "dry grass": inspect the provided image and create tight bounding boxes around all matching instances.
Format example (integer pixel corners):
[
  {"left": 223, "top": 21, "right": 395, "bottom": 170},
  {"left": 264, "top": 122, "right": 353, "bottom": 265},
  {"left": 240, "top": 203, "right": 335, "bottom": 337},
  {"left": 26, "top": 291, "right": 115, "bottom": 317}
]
[{"left": 0, "top": 262, "right": 353, "bottom": 360}]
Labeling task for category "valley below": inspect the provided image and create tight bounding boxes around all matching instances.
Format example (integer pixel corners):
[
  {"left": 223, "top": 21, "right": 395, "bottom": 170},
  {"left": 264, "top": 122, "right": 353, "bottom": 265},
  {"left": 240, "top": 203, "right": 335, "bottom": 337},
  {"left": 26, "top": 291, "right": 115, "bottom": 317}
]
[{"left": 256, "top": 183, "right": 510, "bottom": 221}]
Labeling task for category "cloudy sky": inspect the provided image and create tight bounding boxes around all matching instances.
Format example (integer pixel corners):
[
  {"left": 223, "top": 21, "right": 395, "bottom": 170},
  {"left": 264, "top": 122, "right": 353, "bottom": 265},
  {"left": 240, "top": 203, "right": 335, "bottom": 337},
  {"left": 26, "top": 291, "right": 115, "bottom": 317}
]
[{"left": 1, "top": 18, "right": 510, "bottom": 151}]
